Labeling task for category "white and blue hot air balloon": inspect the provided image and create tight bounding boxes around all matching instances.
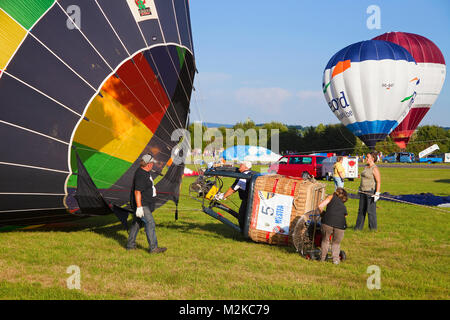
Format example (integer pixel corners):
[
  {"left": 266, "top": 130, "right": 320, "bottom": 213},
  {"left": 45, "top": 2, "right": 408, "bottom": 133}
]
[{"left": 322, "top": 40, "right": 419, "bottom": 149}]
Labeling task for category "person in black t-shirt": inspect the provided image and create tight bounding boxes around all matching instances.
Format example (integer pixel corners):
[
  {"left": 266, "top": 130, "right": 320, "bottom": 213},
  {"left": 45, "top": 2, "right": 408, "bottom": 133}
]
[
  {"left": 219, "top": 161, "right": 253, "bottom": 232},
  {"left": 317, "top": 187, "right": 348, "bottom": 264},
  {"left": 127, "top": 154, "right": 166, "bottom": 254}
]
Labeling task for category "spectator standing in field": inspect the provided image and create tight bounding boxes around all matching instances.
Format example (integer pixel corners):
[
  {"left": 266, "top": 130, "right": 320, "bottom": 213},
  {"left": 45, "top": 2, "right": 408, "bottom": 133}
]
[
  {"left": 354, "top": 152, "right": 381, "bottom": 231},
  {"left": 317, "top": 187, "right": 348, "bottom": 264},
  {"left": 333, "top": 156, "right": 345, "bottom": 190}
]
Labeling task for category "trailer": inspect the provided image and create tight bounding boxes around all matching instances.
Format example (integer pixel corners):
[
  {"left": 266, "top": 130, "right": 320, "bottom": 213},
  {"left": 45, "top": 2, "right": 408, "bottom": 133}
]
[
  {"left": 444, "top": 153, "right": 450, "bottom": 163},
  {"left": 321, "top": 156, "right": 359, "bottom": 181},
  {"left": 418, "top": 144, "right": 440, "bottom": 159},
  {"left": 418, "top": 154, "right": 443, "bottom": 164}
]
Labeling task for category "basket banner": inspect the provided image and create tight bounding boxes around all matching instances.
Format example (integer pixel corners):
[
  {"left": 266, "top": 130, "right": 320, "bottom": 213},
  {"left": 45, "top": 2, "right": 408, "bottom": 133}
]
[{"left": 254, "top": 191, "right": 293, "bottom": 235}]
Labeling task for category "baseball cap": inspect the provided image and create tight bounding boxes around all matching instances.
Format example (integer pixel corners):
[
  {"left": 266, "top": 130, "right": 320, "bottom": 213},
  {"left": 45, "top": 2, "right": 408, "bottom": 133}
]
[{"left": 142, "top": 154, "right": 155, "bottom": 164}]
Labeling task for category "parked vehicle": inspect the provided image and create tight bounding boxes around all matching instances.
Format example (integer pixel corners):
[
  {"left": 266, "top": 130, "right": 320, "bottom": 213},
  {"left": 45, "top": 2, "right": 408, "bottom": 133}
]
[
  {"left": 321, "top": 156, "right": 359, "bottom": 181},
  {"left": 382, "top": 152, "right": 415, "bottom": 163},
  {"left": 443, "top": 153, "right": 450, "bottom": 163},
  {"left": 417, "top": 154, "right": 443, "bottom": 164},
  {"left": 268, "top": 155, "right": 326, "bottom": 178},
  {"left": 419, "top": 144, "right": 440, "bottom": 159}
]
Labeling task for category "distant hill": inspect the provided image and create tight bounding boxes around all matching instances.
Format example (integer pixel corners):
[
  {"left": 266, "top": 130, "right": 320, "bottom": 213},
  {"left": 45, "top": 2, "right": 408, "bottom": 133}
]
[
  {"left": 200, "top": 122, "right": 307, "bottom": 129},
  {"left": 201, "top": 123, "right": 449, "bottom": 131},
  {"left": 202, "top": 122, "right": 234, "bottom": 128},
  {"left": 286, "top": 125, "right": 306, "bottom": 130}
]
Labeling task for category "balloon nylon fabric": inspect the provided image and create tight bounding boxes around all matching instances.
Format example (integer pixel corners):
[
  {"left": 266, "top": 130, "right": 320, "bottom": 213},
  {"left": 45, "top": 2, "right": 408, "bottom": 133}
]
[
  {"left": 323, "top": 40, "right": 419, "bottom": 149},
  {"left": 73, "top": 152, "right": 112, "bottom": 216},
  {"left": 0, "top": 0, "right": 196, "bottom": 226},
  {"left": 372, "top": 32, "right": 446, "bottom": 149}
]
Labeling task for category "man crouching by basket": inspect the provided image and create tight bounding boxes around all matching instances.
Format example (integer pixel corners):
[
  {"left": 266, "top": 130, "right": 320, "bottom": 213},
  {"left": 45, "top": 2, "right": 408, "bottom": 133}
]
[
  {"left": 317, "top": 188, "right": 348, "bottom": 264},
  {"left": 217, "top": 161, "right": 253, "bottom": 232}
]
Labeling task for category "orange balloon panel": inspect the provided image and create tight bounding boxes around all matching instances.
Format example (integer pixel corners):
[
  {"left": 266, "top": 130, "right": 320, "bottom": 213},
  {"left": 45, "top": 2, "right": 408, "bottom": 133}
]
[{"left": 102, "top": 52, "right": 170, "bottom": 134}]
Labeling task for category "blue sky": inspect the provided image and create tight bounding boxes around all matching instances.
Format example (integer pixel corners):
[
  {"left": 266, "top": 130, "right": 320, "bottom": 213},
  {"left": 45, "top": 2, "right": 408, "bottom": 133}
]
[{"left": 188, "top": 0, "right": 450, "bottom": 127}]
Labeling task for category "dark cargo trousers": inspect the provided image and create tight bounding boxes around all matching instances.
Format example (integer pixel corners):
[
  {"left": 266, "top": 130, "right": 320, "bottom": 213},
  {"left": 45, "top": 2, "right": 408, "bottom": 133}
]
[
  {"left": 354, "top": 191, "right": 377, "bottom": 230},
  {"left": 238, "top": 199, "right": 248, "bottom": 233}
]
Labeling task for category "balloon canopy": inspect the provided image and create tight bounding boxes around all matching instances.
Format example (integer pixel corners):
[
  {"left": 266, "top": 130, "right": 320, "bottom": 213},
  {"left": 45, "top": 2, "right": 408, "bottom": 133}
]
[
  {"left": 221, "top": 146, "right": 281, "bottom": 164},
  {"left": 0, "top": 0, "right": 195, "bottom": 226},
  {"left": 323, "top": 40, "right": 419, "bottom": 149},
  {"left": 373, "top": 32, "right": 446, "bottom": 149}
]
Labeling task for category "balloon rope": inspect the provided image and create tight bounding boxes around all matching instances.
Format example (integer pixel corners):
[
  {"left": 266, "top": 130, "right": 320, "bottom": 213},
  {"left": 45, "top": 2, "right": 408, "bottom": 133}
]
[
  {"left": 322, "top": 180, "right": 449, "bottom": 214},
  {"left": 126, "top": 0, "right": 191, "bottom": 130},
  {"left": 90, "top": 1, "right": 185, "bottom": 137}
]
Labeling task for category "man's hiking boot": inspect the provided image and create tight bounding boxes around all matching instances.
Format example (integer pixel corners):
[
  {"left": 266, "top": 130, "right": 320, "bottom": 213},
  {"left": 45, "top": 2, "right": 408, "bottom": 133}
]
[{"left": 150, "top": 247, "right": 167, "bottom": 254}]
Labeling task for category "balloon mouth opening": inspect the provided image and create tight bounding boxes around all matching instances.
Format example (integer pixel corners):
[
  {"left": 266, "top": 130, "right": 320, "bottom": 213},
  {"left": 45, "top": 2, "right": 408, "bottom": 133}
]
[
  {"left": 394, "top": 141, "right": 407, "bottom": 150},
  {"left": 358, "top": 133, "right": 389, "bottom": 150}
]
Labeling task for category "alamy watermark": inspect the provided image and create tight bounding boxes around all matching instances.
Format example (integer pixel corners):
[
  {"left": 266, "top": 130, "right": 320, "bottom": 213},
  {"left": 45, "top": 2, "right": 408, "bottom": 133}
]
[
  {"left": 66, "top": 5, "right": 81, "bottom": 30},
  {"left": 366, "top": 5, "right": 381, "bottom": 30},
  {"left": 366, "top": 265, "right": 381, "bottom": 290},
  {"left": 66, "top": 265, "right": 81, "bottom": 290},
  {"left": 170, "top": 123, "right": 280, "bottom": 166}
]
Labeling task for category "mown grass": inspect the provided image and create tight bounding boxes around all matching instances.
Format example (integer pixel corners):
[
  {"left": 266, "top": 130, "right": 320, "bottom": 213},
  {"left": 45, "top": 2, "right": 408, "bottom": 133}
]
[{"left": 0, "top": 165, "right": 449, "bottom": 300}]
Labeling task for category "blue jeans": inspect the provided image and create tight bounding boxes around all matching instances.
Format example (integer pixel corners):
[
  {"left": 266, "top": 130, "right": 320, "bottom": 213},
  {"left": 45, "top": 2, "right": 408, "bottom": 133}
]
[
  {"left": 127, "top": 205, "right": 158, "bottom": 251},
  {"left": 334, "top": 177, "right": 344, "bottom": 190}
]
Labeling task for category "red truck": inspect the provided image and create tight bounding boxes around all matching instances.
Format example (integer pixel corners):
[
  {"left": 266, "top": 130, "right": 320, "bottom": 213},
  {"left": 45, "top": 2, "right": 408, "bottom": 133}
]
[{"left": 268, "top": 154, "right": 326, "bottom": 179}]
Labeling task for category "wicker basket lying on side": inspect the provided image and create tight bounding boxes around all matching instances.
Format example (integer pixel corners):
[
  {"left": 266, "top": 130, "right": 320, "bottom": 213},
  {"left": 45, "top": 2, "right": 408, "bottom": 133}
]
[{"left": 246, "top": 174, "right": 326, "bottom": 246}]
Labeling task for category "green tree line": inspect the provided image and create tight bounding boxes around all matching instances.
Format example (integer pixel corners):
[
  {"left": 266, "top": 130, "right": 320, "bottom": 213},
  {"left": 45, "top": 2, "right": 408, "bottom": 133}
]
[{"left": 188, "top": 121, "right": 450, "bottom": 156}]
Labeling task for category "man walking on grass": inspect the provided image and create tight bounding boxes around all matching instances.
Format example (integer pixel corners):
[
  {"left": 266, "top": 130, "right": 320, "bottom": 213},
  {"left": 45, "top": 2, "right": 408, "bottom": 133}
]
[{"left": 127, "top": 154, "right": 167, "bottom": 254}]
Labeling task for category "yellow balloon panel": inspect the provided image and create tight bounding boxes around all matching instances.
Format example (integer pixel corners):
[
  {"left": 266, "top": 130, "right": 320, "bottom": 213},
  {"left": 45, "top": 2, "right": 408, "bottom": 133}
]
[
  {"left": 74, "top": 90, "right": 153, "bottom": 163},
  {"left": 0, "top": 10, "right": 27, "bottom": 70}
]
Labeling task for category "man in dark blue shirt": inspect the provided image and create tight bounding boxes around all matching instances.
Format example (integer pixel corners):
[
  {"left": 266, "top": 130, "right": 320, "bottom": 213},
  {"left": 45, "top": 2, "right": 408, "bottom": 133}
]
[
  {"left": 221, "top": 161, "right": 253, "bottom": 232},
  {"left": 127, "top": 154, "right": 167, "bottom": 254}
]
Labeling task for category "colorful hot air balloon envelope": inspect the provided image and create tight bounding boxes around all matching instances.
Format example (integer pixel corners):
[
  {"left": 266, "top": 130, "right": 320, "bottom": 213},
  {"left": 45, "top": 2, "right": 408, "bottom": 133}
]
[
  {"left": 322, "top": 40, "right": 419, "bottom": 149},
  {"left": 373, "top": 32, "right": 446, "bottom": 149},
  {"left": 0, "top": 0, "right": 195, "bottom": 226}
]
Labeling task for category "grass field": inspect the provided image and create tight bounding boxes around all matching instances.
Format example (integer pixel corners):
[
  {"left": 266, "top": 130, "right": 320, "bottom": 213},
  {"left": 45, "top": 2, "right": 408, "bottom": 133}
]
[{"left": 0, "top": 165, "right": 449, "bottom": 300}]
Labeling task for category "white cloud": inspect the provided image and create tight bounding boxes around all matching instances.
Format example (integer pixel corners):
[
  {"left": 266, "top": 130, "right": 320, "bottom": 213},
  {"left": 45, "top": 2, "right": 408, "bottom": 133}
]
[
  {"left": 296, "top": 90, "right": 323, "bottom": 101},
  {"left": 235, "top": 87, "right": 292, "bottom": 114}
]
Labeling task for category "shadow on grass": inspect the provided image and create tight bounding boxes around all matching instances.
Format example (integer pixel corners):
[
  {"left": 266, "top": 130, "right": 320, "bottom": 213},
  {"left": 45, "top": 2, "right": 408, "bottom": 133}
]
[
  {"left": 435, "top": 179, "right": 450, "bottom": 184},
  {"left": 4, "top": 213, "right": 300, "bottom": 254},
  {"left": 161, "top": 219, "right": 247, "bottom": 241},
  {"left": 91, "top": 221, "right": 132, "bottom": 249},
  {"left": 0, "top": 215, "right": 118, "bottom": 233},
  {"left": 86, "top": 217, "right": 253, "bottom": 252},
  {"left": 163, "top": 219, "right": 299, "bottom": 254}
]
